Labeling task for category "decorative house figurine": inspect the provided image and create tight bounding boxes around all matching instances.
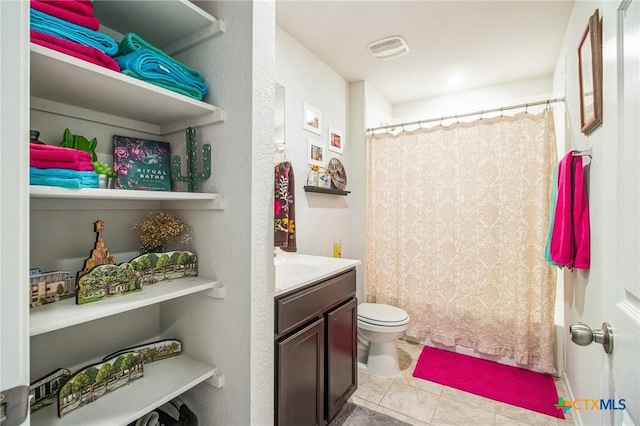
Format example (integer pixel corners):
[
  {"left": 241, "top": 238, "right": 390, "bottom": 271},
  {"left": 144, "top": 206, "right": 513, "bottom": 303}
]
[
  {"left": 29, "top": 270, "right": 75, "bottom": 308},
  {"left": 129, "top": 251, "right": 197, "bottom": 285},
  {"left": 76, "top": 220, "right": 142, "bottom": 305},
  {"left": 103, "top": 339, "right": 182, "bottom": 364},
  {"left": 171, "top": 127, "right": 211, "bottom": 192},
  {"left": 57, "top": 351, "right": 144, "bottom": 418},
  {"left": 30, "top": 368, "right": 72, "bottom": 414}
]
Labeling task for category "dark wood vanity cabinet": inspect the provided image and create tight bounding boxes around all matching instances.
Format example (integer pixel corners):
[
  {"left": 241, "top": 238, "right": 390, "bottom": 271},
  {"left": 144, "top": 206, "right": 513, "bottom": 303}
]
[{"left": 275, "top": 269, "right": 357, "bottom": 426}]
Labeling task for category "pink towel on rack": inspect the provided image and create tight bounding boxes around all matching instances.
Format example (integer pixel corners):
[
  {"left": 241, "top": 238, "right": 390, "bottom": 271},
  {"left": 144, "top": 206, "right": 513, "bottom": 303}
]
[
  {"left": 30, "top": 143, "right": 95, "bottom": 171},
  {"left": 31, "top": 30, "right": 120, "bottom": 72},
  {"left": 550, "top": 150, "right": 590, "bottom": 269},
  {"left": 30, "top": 0, "right": 100, "bottom": 30}
]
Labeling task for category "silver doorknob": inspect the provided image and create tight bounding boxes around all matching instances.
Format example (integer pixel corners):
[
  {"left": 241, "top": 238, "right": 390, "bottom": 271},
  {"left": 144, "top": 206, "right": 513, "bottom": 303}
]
[{"left": 569, "top": 322, "right": 613, "bottom": 354}]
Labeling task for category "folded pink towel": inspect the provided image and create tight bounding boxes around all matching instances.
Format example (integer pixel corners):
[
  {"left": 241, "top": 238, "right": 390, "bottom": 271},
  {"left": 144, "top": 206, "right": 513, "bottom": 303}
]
[
  {"left": 31, "top": 30, "right": 120, "bottom": 73},
  {"left": 30, "top": 0, "right": 99, "bottom": 30},
  {"left": 550, "top": 150, "right": 590, "bottom": 269},
  {"left": 30, "top": 143, "right": 95, "bottom": 171}
]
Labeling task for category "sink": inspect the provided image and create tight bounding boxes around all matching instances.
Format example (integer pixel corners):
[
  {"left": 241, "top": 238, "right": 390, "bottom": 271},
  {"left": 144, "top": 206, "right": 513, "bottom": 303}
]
[{"left": 274, "top": 252, "right": 361, "bottom": 295}]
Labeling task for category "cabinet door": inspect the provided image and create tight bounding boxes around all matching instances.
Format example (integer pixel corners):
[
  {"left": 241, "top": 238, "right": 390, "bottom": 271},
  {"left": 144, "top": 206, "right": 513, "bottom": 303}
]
[
  {"left": 326, "top": 297, "right": 357, "bottom": 422},
  {"left": 276, "top": 318, "right": 325, "bottom": 426}
]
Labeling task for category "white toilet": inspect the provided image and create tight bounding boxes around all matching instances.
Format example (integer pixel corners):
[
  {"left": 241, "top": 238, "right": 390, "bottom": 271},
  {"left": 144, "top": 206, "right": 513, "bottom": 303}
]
[{"left": 357, "top": 303, "right": 410, "bottom": 378}]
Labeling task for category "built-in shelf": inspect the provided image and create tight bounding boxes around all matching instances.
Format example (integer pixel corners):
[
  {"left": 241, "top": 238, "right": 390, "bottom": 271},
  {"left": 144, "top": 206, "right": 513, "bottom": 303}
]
[
  {"left": 303, "top": 186, "right": 351, "bottom": 196},
  {"left": 29, "top": 186, "right": 225, "bottom": 210},
  {"left": 94, "top": 0, "right": 225, "bottom": 55},
  {"left": 30, "top": 354, "right": 216, "bottom": 426},
  {"left": 30, "top": 277, "right": 219, "bottom": 336},
  {"left": 30, "top": 44, "right": 226, "bottom": 135}
]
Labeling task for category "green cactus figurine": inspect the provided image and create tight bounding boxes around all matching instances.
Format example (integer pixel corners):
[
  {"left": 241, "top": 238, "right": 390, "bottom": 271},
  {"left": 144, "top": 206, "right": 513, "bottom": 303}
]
[
  {"left": 59, "top": 128, "right": 98, "bottom": 161},
  {"left": 171, "top": 127, "right": 211, "bottom": 192}
]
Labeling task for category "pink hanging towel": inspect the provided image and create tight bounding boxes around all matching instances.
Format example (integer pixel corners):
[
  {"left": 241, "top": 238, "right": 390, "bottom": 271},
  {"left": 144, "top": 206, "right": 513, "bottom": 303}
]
[{"left": 550, "top": 150, "right": 590, "bottom": 269}]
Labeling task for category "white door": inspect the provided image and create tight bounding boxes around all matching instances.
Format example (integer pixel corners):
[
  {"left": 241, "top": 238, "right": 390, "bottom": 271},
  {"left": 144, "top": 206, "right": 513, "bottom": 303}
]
[
  {"left": 604, "top": 1, "right": 640, "bottom": 425},
  {"left": 0, "top": 0, "right": 31, "bottom": 425}
]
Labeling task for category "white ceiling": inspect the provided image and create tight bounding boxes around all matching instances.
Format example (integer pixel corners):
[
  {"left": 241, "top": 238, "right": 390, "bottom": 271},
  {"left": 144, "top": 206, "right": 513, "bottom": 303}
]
[{"left": 276, "top": 1, "right": 575, "bottom": 105}]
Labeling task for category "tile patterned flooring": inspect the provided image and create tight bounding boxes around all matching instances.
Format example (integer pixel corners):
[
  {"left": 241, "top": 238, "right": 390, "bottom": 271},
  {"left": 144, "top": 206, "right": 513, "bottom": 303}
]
[{"left": 349, "top": 339, "right": 576, "bottom": 426}]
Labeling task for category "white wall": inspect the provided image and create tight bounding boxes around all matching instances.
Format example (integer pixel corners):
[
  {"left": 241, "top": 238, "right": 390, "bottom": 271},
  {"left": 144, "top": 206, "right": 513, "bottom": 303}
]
[
  {"left": 553, "top": 2, "right": 622, "bottom": 425},
  {"left": 276, "top": 28, "right": 358, "bottom": 262}
]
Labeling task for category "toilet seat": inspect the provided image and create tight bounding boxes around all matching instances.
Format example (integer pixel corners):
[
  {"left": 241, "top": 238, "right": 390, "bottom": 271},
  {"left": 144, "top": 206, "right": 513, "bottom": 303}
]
[{"left": 357, "top": 303, "right": 409, "bottom": 328}]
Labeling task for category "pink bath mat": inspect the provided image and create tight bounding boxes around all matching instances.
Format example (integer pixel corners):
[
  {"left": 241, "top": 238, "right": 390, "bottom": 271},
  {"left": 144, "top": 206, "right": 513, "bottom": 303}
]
[{"left": 412, "top": 345, "right": 564, "bottom": 419}]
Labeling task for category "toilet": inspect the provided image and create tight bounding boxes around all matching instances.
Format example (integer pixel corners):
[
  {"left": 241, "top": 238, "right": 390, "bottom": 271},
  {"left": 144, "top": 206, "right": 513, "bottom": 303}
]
[{"left": 357, "top": 303, "right": 410, "bottom": 378}]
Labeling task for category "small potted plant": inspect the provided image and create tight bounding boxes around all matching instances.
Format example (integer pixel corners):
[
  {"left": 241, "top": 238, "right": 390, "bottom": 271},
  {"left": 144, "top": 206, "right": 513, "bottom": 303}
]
[{"left": 132, "top": 211, "right": 192, "bottom": 254}]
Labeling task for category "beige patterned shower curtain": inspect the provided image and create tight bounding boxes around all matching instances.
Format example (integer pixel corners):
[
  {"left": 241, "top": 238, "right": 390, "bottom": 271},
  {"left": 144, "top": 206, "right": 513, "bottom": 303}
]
[{"left": 366, "top": 110, "right": 558, "bottom": 373}]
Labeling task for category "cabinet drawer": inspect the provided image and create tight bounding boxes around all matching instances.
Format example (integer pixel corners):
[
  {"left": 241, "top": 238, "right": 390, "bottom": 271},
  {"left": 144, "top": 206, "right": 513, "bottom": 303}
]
[{"left": 275, "top": 269, "right": 355, "bottom": 336}]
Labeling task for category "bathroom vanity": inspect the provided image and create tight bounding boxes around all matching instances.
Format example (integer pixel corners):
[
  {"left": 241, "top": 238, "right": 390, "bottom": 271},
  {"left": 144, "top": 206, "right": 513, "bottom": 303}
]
[{"left": 274, "top": 253, "right": 360, "bottom": 426}]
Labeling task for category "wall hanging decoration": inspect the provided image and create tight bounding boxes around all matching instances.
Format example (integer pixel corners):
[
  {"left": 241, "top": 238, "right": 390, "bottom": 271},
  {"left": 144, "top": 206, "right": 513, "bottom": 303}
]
[
  {"left": 30, "top": 368, "right": 72, "bottom": 414},
  {"left": 29, "top": 270, "right": 75, "bottom": 308},
  {"left": 327, "top": 127, "right": 344, "bottom": 154},
  {"left": 103, "top": 339, "right": 182, "bottom": 364},
  {"left": 307, "top": 138, "right": 326, "bottom": 167},
  {"left": 76, "top": 220, "right": 142, "bottom": 305},
  {"left": 171, "top": 127, "right": 211, "bottom": 193},
  {"left": 578, "top": 9, "right": 603, "bottom": 136},
  {"left": 57, "top": 351, "right": 144, "bottom": 418},
  {"left": 303, "top": 102, "right": 322, "bottom": 135},
  {"left": 326, "top": 157, "right": 347, "bottom": 190},
  {"left": 113, "top": 135, "right": 171, "bottom": 191}
]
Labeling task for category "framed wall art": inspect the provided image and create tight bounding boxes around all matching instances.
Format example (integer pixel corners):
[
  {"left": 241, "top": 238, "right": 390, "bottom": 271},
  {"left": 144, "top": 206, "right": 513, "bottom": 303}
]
[
  {"left": 307, "top": 138, "right": 325, "bottom": 167},
  {"left": 327, "top": 127, "right": 344, "bottom": 154},
  {"left": 578, "top": 9, "right": 603, "bottom": 136},
  {"left": 303, "top": 103, "right": 322, "bottom": 135}
]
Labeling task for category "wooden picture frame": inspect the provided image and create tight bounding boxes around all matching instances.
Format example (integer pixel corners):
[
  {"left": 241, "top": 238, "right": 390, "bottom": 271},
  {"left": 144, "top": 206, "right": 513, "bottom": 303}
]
[{"left": 578, "top": 9, "right": 603, "bottom": 136}]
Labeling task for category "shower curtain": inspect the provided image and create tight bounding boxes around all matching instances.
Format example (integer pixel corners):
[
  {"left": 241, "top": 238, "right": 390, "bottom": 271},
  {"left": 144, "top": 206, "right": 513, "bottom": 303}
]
[{"left": 366, "top": 110, "right": 558, "bottom": 373}]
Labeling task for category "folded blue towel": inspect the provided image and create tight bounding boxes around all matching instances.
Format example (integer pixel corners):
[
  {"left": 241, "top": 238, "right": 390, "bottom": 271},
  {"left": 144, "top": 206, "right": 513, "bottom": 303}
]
[
  {"left": 30, "top": 167, "right": 98, "bottom": 189},
  {"left": 115, "top": 50, "right": 207, "bottom": 97},
  {"left": 30, "top": 8, "right": 118, "bottom": 56}
]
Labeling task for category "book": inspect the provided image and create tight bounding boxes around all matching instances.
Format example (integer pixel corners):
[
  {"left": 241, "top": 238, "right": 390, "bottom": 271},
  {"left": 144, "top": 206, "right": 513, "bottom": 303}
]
[{"left": 113, "top": 135, "right": 171, "bottom": 191}]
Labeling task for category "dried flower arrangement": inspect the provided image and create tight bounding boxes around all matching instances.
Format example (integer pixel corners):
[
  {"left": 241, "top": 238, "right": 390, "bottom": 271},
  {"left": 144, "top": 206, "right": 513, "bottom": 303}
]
[{"left": 132, "top": 211, "right": 192, "bottom": 253}]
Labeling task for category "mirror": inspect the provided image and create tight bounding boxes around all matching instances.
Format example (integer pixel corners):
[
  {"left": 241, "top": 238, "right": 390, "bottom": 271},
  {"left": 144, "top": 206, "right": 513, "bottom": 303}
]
[{"left": 275, "top": 84, "right": 285, "bottom": 145}]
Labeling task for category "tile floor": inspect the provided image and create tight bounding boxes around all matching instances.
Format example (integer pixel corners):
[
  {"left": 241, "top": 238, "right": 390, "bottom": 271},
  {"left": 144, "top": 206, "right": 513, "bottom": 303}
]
[{"left": 349, "top": 339, "right": 576, "bottom": 426}]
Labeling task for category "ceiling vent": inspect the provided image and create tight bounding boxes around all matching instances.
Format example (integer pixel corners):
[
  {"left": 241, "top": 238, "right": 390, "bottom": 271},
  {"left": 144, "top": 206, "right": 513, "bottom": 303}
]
[{"left": 368, "top": 36, "right": 409, "bottom": 60}]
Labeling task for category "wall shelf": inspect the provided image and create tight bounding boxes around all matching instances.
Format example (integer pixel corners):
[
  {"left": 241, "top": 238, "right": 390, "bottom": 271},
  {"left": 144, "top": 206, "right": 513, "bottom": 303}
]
[
  {"left": 303, "top": 186, "right": 351, "bottom": 196},
  {"left": 30, "top": 278, "right": 219, "bottom": 336},
  {"left": 30, "top": 354, "right": 216, "bottom": 426},
  {"left": 30, "top": 186, "right": 225, "bottom": 210},
  {"left": 30, "top": 44, "right": 225, "bottom": 135}
]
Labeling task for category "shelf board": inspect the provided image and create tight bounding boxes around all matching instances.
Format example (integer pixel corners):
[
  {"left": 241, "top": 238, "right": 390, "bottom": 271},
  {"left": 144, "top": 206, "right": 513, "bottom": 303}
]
[
  {"left": 93, "top": 0, "right": 222, "bottom": 54},
  {"left": 30, "top": 277, "right": 219, "bottom": 336},
  {"left": 29, "top": 186, "right": 225, "bottom": 210},
  {"left": 303, "top": 186, "right": 351, "bottom": 196},
  {"left": 30, "top": 354, "right": 215, "bottom": 426},
  {"left": 30, "top": 44, "right": 224, "bottom": 134}
]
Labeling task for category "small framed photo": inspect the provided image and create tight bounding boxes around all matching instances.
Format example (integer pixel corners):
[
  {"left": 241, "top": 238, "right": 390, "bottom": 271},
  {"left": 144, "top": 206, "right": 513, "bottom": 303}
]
[
  {"left": 578, "top": 9, "right": 603, "bottom": 136},
  {"left": 307, "top": 138, "right": 325, "bottom": 167},
  {"left": 328, "top": 127, "right": 344, "bottom": 154},
  {"left": 303, "top": 103, "right": 322, "bottom": 135}
]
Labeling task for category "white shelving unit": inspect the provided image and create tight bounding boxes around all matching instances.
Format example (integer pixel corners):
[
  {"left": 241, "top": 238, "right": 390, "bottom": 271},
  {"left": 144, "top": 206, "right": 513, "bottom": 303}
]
[
  {"left": 30, "top": 355, "right": 215, "bottom": 426},
  {"left": 27, "top": 1, "right": 226, "bottom": 424},
  {"left": 30, "top": 278, "right": 220, "bottom": 336}
]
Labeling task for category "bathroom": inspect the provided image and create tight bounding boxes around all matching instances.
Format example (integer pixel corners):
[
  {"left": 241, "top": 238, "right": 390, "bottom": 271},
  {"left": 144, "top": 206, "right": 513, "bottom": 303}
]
[{"left": 274, "top": 1, "right": 639, "bottom": 426}]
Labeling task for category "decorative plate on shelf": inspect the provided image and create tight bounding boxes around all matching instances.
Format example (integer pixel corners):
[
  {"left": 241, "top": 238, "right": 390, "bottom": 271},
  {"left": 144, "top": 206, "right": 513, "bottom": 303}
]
[{"left": 327, "top": 158, "right": 347, "bottom": 190}]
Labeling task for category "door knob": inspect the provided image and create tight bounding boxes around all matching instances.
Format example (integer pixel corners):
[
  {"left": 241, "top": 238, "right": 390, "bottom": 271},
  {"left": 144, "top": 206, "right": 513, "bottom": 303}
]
[{"left": 569, "top": 322, "right": 613, "bottom": 354}]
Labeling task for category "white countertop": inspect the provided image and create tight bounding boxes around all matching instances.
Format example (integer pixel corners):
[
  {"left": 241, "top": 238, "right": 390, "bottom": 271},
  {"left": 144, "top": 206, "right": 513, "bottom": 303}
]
[{"left": 274, "top": 250, "right": 361, "bottom": 296}]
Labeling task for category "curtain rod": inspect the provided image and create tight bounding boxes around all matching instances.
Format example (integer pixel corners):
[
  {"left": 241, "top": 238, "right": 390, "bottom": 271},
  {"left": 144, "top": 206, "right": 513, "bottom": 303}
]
[{"left": 366, "top": 97, "right": 565, "bottom": 134}]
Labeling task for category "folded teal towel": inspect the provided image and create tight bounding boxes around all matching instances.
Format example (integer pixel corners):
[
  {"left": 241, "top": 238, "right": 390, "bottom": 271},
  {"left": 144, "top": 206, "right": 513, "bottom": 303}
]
[
  {"left": 116, "top": 33, "right": 207, "bottom": 98},
  {"left": 119, "top": 69, "right": 204, "bottom": 100},
  {"left": 30, "top": 167, "right": 98, "bottom": 189},
  {"left": 30, "top": 8, "right": 118, "bottom": 56},
  {"left": 115, "top": 51, "right": 207, "bottom": 99}
]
